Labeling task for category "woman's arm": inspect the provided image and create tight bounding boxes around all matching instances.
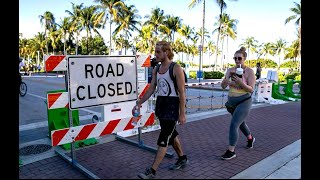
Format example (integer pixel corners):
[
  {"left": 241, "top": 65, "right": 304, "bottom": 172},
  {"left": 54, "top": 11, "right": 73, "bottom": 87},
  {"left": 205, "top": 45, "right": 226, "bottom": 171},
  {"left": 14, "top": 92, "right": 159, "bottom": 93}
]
[
  {"left": 232, "top": 68, "right": 256, "bottom": 93},
  {"left": 221, "top": 68, "right": 231, "bottom": 89}
]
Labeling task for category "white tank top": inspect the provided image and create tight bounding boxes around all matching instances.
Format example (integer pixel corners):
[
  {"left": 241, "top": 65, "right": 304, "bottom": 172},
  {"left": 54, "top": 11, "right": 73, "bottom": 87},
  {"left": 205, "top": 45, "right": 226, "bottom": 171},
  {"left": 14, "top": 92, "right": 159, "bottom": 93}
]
[{"left": 155, "top": 67, "right": 178, "bottom": 97}]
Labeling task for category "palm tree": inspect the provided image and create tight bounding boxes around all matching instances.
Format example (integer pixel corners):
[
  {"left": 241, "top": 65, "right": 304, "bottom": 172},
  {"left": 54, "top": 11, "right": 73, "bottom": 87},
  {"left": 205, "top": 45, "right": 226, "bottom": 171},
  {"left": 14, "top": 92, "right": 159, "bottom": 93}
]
[
  {"left": 56, "top": 17, "right": 73, "bottom": 55},
  {"left": 30, "top": 33, "right": 46, "bottom": 55},
  {"left": 78, "top": 5, "right": 105, "bottom": 54},
  {"left": 240, "top": 36, "right": 258, "bottom": 60},
  {"left": 284, "top": 40, "right": 299, "bottom": 61},
  {"left": 178, "top": 24, "right": 195, "bottom": 62},
  {"left": 144, "top": 7, "right": 169, "bottom": 37},
  {"left": 65, "top": 2, "right": 85, "bottom": 55},
  {"left": 274, "top": 38, "right": 287, "bottom": 69},
  {"left": 189, "top": 0, "right": 237, "bottom": 71},
  {"left": 136, "top": 25, "right": 158, "bottom": 54},
  {"left": 213, "top": 13, "right": 238, "bottom": 69},
  {"left": 207, "top": 40, "right": 216, "bottom": 66},
  {"left": 94, "top": 0, "right": 127, "bottom": 55},
  {"left": 39, "top": 11, "right": 56, "bottom": 55},
  {"left": 189, "top": 0, "right": 206, "bottom": 72},
  {"left": 164, "top": 15, "right": 183, "bottom": 42},
  {"left": 113, "top": 4, "right": 141, "bottom": 54},
  {"left": 260, "top": 42, "right": 275, "bottom": 61},
  {"left": 48, "top": 29, "right": 60, "bottom": 55},
  {"left": 285, "top": 1, "right": 301, "bottom": 71}
]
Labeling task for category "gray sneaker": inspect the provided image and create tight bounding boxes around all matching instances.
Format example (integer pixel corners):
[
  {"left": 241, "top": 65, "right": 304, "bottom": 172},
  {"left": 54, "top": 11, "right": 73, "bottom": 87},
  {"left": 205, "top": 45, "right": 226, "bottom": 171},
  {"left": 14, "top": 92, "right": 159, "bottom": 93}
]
[
  {"left": 138, "top": 167, "right": 155, "bottom": 179},
  {"left": 169, "top": 155, "right": 189, "bottom": 170}
]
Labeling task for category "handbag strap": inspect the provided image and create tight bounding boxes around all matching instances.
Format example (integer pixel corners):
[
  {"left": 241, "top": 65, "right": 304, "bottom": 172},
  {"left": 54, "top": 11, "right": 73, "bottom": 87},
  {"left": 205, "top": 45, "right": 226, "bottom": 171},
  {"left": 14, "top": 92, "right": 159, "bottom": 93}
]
[{"left": 235, "top": 96, "right": 251, "bottom": 106}]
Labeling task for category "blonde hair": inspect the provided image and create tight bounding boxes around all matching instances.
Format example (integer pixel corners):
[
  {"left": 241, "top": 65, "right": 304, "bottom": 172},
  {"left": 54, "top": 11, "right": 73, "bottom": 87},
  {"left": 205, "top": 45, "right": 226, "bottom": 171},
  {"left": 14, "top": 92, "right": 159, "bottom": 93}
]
[
  {"left": 235, "top": 46, "right": 247, "bottom": 58},
  {"left": 156, "top": 41, "right": 174, "bottom": 60}
]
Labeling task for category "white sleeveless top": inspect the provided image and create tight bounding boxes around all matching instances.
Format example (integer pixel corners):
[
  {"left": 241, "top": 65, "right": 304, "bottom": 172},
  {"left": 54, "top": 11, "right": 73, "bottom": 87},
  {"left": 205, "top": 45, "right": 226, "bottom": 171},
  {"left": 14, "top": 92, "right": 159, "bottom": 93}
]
[{"left": 155, "top": 67, "right": 178, "bottom": 97}]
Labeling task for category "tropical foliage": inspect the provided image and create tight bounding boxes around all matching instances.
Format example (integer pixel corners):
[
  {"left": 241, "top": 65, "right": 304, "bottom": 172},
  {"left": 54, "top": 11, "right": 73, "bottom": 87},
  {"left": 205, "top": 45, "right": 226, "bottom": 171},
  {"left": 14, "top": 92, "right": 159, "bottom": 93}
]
[{"left": 19, "top": 0, "right": 301, "bottom": 75}]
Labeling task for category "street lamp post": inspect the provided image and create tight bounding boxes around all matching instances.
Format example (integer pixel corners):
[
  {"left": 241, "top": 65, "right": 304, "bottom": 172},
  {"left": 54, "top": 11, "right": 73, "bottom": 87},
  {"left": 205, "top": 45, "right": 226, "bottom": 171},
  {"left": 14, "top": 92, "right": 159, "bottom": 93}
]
[{"left": 198, "top": 45, "right": 203, "bottom": 83}]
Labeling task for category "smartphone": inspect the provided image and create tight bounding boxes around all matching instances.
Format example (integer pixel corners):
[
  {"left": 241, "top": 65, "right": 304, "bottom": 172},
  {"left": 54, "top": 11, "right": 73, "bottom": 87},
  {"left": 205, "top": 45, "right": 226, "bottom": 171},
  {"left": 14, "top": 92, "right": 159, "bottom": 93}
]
[{"left": 229, "top": 72, "right": 236, "bottom": 81}]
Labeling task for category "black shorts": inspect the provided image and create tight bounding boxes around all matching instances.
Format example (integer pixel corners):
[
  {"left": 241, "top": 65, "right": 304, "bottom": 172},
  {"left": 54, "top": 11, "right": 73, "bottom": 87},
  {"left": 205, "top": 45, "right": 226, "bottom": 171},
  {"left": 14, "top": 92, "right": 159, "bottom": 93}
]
[{"left": 157, "top": 119, "right": 179, "bottom": 147}]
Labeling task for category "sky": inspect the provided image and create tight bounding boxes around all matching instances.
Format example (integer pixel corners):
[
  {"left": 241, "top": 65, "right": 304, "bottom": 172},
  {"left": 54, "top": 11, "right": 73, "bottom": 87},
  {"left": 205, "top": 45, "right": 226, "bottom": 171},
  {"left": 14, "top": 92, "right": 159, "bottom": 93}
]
[{"left": 19, "top": 0, "right": 299, "bottom": 64}]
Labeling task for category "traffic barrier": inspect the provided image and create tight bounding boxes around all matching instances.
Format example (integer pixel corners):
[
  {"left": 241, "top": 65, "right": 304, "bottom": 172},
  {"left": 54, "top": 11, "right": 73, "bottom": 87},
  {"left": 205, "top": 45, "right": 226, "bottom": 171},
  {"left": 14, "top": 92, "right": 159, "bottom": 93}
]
[
  {"left": 47, "top": 55, "right": 152, "bottom": 179},
  {"left": 51, "top": 112, "right": 155, "bottom": 146},
  {"left": 45, "top": 55, "right": 99, "bottom": 150},
  {"left": 284, "top": 79, "right": 301, "bottom": 99},
  {"left": 252, "top": 79, "right": 273, "bottom": 103},
  {"left": 46, "top": 89, "right": 98, "bottom": 150},
  {"left": 44, "top": 55, "right": 67, "bottom": 72},
  {"left": 271, "top": 83, "right": 299, "bottom": 101},
  {"left": 46, "top": 90, "right": 79, "bottom": 136}
]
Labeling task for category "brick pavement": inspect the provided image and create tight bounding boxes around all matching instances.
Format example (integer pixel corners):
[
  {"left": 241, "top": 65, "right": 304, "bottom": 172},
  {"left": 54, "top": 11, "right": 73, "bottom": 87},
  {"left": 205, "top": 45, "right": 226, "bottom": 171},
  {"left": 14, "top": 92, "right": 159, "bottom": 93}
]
[{"left": 19, "top": 101, "right": 301, "bottom": 179}]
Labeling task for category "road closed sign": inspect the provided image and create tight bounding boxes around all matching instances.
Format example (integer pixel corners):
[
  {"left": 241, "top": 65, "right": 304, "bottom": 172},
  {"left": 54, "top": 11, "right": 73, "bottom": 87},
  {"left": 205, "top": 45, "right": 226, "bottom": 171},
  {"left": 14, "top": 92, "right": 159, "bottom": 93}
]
[{"left": 67, "top": 55, "right": 138, "bottom": 109}]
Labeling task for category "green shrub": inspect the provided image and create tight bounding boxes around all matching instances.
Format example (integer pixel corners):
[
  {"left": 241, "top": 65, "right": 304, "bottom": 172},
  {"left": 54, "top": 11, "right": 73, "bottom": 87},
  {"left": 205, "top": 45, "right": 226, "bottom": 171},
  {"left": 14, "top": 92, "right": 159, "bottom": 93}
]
[
  {"left": 285, "top": 72, "right": 300, "bottom": 80},
  {"left": 278, "top": 72, "right": 286, "bottom": 82},
  {"left": 189, "top": 71, "right": 196, "bottom": 79},
  {"left": 204, "top": 71, "right": 224, "bottom": 79}
]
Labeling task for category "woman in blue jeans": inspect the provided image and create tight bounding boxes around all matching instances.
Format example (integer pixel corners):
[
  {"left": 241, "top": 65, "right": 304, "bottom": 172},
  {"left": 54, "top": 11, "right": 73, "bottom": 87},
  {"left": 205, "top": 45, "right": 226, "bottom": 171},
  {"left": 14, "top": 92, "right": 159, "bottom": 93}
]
[{"left": 220, "top": 47, "right": 256, "bottom": 160}]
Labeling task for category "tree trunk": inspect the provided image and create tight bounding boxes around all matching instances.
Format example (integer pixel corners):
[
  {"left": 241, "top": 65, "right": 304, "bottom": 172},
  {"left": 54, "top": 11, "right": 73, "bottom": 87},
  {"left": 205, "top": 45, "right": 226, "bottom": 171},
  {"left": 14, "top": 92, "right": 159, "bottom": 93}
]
[
  {"left": 220, "top": 37, "right": 225, "bottom": 71},
  {"left": 109, "top": 20, "right": 112, "bottom": 55},
  {"left": 45, "top": 28, "right": 48, "bottom": 55},
  {"left": 200, "top": 0, "right": 205, "bottom": 72},
  {"left": 214, "top": 16, "right": 222, "bottom": 71},
  {"left": 64, "top": 31, "right": 66, "bottom": 55}
]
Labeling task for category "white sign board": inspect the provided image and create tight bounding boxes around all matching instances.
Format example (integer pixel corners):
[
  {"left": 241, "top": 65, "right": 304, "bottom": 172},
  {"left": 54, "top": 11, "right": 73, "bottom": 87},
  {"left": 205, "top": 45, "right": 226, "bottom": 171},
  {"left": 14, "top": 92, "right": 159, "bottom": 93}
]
[
  {"left": 137, "top": 67, "right": 147, "bottom": 81},
  {"left": 67, "top": 55, "right": 138, "bottom": 109},
  {"left": 103, "top": 100, "right": 148, "bottom": 121}
]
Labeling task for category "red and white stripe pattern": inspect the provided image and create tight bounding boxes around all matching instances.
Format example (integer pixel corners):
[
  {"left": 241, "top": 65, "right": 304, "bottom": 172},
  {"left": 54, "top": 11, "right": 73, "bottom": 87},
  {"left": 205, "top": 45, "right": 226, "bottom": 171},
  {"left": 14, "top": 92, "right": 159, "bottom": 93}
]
[
  {"left": 47, "top": 92, "right": 68, "bottom": 109},
  {"left": 136, "top": 54, "right": 151, "bottom": 67},
  {"left": 138, "top": 83, "right": 151, "bottom": 98},
  {"left": 51, "top": 112, "right": 155, "bottom": 146},
  {"left": 185, "top": 81, "right": 222, "bottom": 87},
  {"left": 44, "top": 55, "right": 67, "bottom": 72},
  {"left": 136, "top": 54, "right": 152, "bottom": 97}
]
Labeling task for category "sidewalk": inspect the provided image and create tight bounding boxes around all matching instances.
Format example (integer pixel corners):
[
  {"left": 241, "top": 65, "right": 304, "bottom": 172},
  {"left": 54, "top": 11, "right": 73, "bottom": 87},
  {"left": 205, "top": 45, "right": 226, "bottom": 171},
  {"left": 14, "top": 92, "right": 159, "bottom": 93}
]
[{"left": 19, "top": 101, "right": 301, "bottom": 179}]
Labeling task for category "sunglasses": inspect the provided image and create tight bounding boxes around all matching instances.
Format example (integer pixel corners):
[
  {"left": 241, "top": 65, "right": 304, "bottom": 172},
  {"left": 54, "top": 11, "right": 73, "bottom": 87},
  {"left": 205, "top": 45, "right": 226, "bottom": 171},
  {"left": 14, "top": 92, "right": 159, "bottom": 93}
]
[{"left": 233, "top": 57, "right": 243, "bottom": 61}]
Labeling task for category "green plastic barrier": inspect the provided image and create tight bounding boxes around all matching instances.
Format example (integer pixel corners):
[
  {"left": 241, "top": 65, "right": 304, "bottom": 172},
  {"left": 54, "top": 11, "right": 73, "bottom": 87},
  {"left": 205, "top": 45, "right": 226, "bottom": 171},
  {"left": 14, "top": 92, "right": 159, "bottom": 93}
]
[
  {"left": 46, "top": 89, "right": 98, "bottom": 150},
  {"left": 47, "top": 90, "right": 80, "bottom": 138},
  {"left": 285, "top": 79, "right": 301, "bottom": 99},
  {"left": 272, "top": 83, "right": 299, "bottom": 101}
]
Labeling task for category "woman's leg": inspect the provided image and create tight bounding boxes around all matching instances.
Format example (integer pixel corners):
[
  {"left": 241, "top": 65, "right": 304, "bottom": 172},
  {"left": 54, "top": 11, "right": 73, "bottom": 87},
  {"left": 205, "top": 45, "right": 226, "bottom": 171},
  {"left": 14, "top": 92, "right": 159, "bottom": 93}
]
[{"left": 228, "top": 97, "right": 252, "bottom": 151}]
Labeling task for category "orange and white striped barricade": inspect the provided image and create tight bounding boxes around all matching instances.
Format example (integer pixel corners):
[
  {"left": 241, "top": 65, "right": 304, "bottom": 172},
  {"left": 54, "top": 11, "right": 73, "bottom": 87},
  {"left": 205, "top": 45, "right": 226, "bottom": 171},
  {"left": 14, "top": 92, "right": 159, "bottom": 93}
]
[
  {"left": 44, "top": 55, "right": 67, "bottom": 72},
  {"left": 51, "top": 112, "right": 155, "bottom": 147}
]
